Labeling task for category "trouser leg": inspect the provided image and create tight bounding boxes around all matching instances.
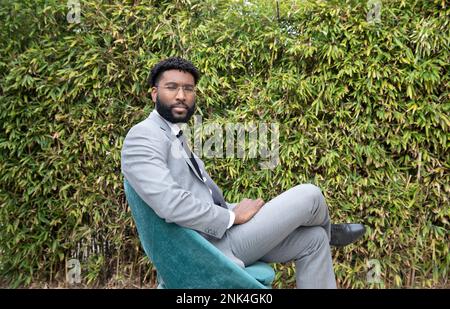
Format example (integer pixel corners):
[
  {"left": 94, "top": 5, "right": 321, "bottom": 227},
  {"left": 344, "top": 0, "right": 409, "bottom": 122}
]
[
  {"left": 260, "top": 226, "right": 336, "bottom": 288},
  {"left": 226, "top": 184, "right": 335, "bottom": 288}
]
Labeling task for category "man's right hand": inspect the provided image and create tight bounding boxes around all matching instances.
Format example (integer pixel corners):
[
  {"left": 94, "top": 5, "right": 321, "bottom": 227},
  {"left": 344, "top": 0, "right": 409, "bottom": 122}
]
[{"left": 233, "top": 198, "right": 265, "bottom": 225}]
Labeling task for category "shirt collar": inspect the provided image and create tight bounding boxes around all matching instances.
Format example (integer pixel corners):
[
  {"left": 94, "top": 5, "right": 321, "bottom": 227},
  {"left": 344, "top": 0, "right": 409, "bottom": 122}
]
[{"left": 155, "top": 109, "right": 181, "bottom": 137}]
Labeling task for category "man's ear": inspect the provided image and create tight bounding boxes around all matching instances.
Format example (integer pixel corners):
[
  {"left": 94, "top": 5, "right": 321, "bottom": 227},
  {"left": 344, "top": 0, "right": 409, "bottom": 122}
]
[{"left": 150, "top": 87, "right": 157, "bottom": 103}]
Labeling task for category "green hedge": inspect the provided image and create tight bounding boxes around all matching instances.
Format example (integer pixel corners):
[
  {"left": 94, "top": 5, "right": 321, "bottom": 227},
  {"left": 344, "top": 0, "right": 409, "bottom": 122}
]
[{"left": 0, "top": 0, "right": 448, "bottom": 288}]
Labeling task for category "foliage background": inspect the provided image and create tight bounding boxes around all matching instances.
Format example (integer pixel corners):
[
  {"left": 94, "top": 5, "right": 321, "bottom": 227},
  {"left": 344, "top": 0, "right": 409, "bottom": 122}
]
[{"left": 0, "top": 0, "right": 448, "bottom": 288}]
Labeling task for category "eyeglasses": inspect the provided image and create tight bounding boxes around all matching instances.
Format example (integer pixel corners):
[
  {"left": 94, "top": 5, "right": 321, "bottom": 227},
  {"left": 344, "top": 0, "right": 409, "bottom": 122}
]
[{"left": 155, "top": 83, "right": 196, "bottom": 95}]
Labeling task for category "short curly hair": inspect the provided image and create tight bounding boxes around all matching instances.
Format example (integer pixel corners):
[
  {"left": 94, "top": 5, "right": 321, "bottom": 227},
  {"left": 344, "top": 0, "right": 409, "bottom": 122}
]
[{"left": 148, "top": 57, "right": 201, "bottom": 88}]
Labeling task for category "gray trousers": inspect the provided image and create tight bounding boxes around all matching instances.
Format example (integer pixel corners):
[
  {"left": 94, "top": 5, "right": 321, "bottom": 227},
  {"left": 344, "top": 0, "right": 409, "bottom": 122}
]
[{"left": 227, "top": 184, "right": 336, "bottom": 289}]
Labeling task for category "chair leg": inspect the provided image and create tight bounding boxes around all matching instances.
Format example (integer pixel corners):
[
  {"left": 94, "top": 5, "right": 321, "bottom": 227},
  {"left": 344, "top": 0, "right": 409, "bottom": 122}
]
[{"left": 156, "top": 271, "right": 166, "bottom": 289}]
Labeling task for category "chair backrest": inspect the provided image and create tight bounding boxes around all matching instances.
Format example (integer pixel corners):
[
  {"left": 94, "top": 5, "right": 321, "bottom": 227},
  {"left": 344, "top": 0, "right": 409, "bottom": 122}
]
[{"left": 124, "top": 179, "right": 267, "bottom": 288}]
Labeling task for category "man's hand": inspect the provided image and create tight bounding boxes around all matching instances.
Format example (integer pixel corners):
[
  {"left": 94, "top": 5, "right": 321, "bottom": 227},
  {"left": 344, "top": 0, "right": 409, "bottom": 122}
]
[{"left": 233, "top": 198, "right": 265, "bottom": 225}]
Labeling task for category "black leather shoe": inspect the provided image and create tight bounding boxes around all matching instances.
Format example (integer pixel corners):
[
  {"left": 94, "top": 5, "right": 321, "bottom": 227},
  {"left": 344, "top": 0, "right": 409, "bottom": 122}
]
[{"left": 330, "top": 223, "right": 366, "bottom": 247}]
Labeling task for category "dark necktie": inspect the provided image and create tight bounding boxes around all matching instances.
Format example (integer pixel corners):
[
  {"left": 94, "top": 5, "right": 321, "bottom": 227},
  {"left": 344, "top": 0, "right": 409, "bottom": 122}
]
[
  {"left": 176, "top": 130, "right": 227, "bottom": 207},
  {"left": 177, "top": 130, "right": 202, "bottom": 178}
]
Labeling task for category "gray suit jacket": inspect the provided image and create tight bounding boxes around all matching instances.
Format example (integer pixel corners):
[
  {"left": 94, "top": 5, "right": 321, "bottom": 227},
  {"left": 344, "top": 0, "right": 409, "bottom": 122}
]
[{"left": 121, "top": 110, "right": 243, "bottom": 266}]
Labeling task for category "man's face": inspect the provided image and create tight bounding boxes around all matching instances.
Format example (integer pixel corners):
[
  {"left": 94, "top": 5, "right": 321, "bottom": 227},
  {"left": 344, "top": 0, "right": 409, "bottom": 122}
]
[{"left": 151, "top": 69, "right": 196, "bottom": 123}]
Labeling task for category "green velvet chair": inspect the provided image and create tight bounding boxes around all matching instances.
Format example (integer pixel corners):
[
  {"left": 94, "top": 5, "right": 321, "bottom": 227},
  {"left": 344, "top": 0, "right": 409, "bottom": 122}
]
[{"left": 124, "top": 179, "right": 275, "bottom": 289}]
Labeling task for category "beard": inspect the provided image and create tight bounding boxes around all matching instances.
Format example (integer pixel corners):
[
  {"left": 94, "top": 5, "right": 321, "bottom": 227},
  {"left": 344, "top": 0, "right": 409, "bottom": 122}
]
[{"left": 155, "top": 95, "right": 196, "bottom": 123}]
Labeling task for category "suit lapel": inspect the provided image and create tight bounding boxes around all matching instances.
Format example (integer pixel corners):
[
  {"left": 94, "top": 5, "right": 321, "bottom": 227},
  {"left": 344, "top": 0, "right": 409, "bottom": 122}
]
[
  {"left": 148, "top": 110, "right": 175, "bottom": 141},
  {"left": 148, "top": 110, "right": 204, "bottom": 182}
]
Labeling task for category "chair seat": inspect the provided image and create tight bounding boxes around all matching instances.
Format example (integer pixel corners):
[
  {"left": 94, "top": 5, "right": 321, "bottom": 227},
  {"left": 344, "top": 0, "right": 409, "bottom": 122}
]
[
  {"left": 157, "top": 262, "right": 275, "bottom": 289},
  {"left": 244, "top": 262, "right": 275, "bottom": 287}
]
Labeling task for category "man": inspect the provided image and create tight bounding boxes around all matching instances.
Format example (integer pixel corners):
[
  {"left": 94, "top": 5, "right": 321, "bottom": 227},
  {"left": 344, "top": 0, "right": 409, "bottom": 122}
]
[{"left": 121, "top": 57, "right": 365, "bottom": 288}]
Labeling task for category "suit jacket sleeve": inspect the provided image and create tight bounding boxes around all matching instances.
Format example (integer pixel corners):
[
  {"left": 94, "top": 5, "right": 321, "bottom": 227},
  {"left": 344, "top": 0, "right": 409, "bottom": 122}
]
[{"left": 121, "top": 124, "right": 230, "bottom": 239}]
